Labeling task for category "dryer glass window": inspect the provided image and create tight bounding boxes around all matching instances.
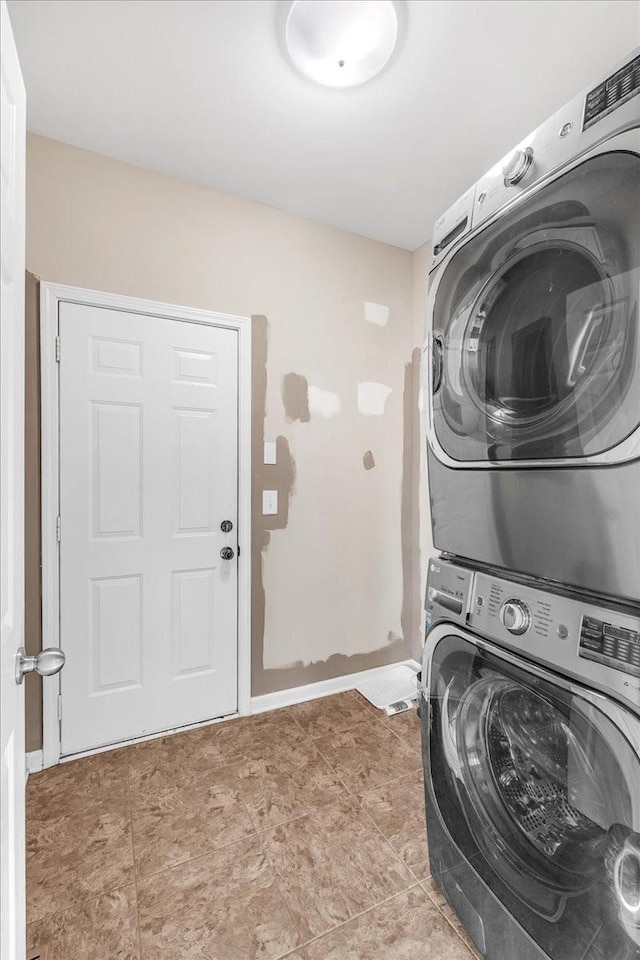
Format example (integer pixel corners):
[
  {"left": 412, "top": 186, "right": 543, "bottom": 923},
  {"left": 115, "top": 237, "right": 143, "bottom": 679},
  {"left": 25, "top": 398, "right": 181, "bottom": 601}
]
[
  {"left": 425, "top": 634, "right": 640, "bottom": 960},
  {"left": 431, "top": 151, "right": 640, "bottom": 462}
]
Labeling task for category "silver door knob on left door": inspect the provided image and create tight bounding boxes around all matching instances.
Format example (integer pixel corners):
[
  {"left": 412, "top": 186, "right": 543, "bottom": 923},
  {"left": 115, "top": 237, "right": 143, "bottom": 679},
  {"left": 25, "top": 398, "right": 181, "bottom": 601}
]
[
  {"left": 220, "top": 547, "right": 235, "bottom": 560},
  {"left": 15, "top": 647, "right": 66, "bottom": 685}
]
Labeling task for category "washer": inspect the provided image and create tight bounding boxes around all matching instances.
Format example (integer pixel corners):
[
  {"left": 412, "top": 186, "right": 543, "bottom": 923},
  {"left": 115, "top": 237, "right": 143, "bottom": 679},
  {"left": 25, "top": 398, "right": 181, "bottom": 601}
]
[
  {"left": 424, "top": 50, "right": 640, "bottom": 602},
  {"left": 420, "top": 557, "right": 640, "bottom": 959}
]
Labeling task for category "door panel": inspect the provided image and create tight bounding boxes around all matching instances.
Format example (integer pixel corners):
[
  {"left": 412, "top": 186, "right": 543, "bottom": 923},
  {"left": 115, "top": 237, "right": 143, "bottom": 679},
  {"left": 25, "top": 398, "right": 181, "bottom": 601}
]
[
  {"left": 59, "top": 303, "right": 238, "bottom": 755},
  {"left": 0, "top": 2, "right": 26, "bottom": 955}
]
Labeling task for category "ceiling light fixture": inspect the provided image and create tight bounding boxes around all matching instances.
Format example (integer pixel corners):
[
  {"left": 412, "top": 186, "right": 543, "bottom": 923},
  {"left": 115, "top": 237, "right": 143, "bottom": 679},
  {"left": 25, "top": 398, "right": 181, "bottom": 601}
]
[{"left": 284, "top": 0, "right": 400, "bottom": 89}]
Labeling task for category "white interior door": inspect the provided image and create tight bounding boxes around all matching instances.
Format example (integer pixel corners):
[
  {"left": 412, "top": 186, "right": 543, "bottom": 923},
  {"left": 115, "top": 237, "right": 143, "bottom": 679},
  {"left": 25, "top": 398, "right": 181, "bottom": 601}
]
[
  {"left": 0, "top": 2, "right": 26, "bottom": 956},
  {"left": 59, "top": 302, "right": 239, "bottom": 756}
]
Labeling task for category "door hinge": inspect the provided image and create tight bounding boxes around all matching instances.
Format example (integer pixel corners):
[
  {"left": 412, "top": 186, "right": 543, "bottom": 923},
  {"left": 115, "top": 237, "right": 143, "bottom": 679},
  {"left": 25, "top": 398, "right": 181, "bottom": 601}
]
[
  {"left": 55, "top": 335, "right": 61, "bottom": 362},
  {"left": 57, "top": 694, "right": 62, "bottom": 722},
  {"left": 56, "top": 516, "right": 61, "bottom": 541}
]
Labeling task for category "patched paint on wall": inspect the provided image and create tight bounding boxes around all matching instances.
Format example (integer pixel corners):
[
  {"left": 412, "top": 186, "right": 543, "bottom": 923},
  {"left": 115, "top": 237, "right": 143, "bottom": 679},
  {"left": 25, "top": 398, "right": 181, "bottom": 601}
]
[
  {"left": 357, "top": 381, "right": 392, "bottom": 416},
  {"left": 282, "top": 372, "right": 310, "bottom": 423},
  {"left": 364, "top": 301, "right": 389, "bottom": 326},
  {"left": 308, "top": 385, "right": 341, "bottom": 419},
  {"left": 251, "top": 316, "right": 299, "bottom": 694},
  {"left": 363, "top": 450, "right": 376, "bottom": 471}
]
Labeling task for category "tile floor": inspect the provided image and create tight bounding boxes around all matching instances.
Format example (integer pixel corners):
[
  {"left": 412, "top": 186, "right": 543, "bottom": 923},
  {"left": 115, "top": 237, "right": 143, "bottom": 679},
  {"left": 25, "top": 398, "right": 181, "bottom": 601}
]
[{"left": 26, "top": 691, "right": 481, "bottom": 960}]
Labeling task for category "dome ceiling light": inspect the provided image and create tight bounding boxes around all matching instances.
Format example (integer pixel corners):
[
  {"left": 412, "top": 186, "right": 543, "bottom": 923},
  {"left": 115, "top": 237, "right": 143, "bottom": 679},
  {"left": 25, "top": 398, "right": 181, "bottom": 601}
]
[{"left": 284, "top": 0, "right": 400, "bottom": 89}]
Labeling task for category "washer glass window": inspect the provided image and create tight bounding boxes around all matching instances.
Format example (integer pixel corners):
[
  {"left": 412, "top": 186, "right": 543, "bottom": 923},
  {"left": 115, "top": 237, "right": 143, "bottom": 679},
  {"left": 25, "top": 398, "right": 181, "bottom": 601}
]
[
  {"left": 426, "top": 634, "right": 640, "bottom": 959},
  {"left": 431, "top": 152, "right": 640, "bottom": 462}
]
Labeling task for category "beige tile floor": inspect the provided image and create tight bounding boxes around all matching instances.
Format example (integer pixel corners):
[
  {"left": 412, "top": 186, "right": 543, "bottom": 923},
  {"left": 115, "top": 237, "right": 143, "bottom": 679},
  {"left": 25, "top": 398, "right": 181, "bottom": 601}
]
[{"left": 26, "top": 691, "right": 481, "bottom": 960}]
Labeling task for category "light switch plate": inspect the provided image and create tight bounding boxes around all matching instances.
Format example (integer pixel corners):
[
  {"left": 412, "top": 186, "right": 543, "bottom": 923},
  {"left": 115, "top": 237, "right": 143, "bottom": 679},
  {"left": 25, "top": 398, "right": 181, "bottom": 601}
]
[
  {"left": 264, "top": 441, "right": 277, "bottom": 465},
  {"left": 262, "top": 490, "right": 278, "bottom": 515}
]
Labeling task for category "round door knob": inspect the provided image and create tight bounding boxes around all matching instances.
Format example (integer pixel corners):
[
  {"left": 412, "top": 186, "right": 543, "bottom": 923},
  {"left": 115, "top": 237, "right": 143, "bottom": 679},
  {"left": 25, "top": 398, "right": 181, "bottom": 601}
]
[
  {"left": 502, "top": 147, "right": 534, "bottom": 186},
  {"left": 220, "top": 520, "right": 233, "bottom": 533},
  {"left": 15, "top": 647, "right": 66, "bottom": 685},
  {"left": 500, "top": 599, "right": 531, "bottom": 635},
  {"left": 220, "top": 547, "right": 235, "bottom": 560}
]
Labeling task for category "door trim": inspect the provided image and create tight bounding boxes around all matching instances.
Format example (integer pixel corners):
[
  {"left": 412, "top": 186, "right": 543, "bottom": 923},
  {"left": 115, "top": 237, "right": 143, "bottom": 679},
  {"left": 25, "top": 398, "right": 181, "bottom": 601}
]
[{"left": 40, "top": 282, "right": 252, "bottom": 768}]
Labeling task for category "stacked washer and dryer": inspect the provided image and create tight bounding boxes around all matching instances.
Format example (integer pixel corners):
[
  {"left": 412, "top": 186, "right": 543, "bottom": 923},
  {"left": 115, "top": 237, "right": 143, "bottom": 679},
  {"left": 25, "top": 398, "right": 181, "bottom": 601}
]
[{"left": 419, "top": 51, "right": 640, "bottom": 960}]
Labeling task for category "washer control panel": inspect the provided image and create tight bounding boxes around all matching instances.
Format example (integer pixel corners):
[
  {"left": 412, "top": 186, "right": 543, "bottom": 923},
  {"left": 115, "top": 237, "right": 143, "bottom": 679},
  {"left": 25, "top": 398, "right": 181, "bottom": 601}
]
[
  {"left": 437, "top": 561, "right": 640, "bottom": 714},
  {"left": 579, "top": 616, "right": 640, "bottom": 678}
]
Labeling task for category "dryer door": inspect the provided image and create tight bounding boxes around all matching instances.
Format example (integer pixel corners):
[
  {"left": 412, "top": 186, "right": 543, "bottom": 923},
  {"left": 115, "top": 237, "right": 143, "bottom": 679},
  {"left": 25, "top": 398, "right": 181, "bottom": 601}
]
[
  {"left": 424, "top": 628, "right": 640, "bottom": 960},
  {"left": 429, "top": 134, "right": 640, "bottom": 466}
]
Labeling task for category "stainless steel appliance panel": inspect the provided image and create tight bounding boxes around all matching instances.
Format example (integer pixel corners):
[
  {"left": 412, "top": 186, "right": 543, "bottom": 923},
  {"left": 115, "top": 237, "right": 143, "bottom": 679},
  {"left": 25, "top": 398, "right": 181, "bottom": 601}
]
[{"left": 428, "top": 448, "right": 640, "bottom": 603}]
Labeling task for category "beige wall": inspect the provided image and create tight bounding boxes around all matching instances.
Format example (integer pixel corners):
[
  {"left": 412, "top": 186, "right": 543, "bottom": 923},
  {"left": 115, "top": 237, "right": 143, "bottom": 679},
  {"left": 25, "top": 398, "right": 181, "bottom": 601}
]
[{"left": 25, "top": 134, "right": 426, "bottom": 748}]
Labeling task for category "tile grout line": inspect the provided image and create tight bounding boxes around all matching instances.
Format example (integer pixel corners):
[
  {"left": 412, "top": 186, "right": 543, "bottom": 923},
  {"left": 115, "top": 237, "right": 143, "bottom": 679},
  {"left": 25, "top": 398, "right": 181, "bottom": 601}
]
[
  {"left": 26, "top": 881, "right": 139, "bottom": 930},
  {"left": 312, "top": 732, "right": 422, "bottom": 807},
  {"left": 125, "top": 754, "right": 145, "bottom": 960},
  {"left": 275, "top": 882, "right": 424, "bottom": 960},
  {"left": 126, "top": 830, "right": 262, "bottom": 887},
  {"left": 250, "top": 802, "right": 313, "bottom": 958}
]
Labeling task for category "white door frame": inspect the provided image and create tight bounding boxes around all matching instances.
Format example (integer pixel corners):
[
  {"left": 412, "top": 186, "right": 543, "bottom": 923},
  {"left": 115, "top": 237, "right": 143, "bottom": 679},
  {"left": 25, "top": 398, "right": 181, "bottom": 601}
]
[{"left": 40, "top": 282, "right": 252, "bottom": 768}]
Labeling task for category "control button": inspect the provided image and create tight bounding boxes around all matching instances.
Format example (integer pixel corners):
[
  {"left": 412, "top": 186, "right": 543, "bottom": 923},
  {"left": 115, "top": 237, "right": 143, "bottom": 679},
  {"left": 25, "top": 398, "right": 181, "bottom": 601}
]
[
  {"left": 581, "top": 638, "right": 603, "bottom": 652},
  {"left": 500, "top": 599, "right": 531, "bottom": 635},
  {"left": 557, "top": 624, "right": 569, "bottom": 639},
  {"left": 616, "top": 641, "right": 631, "bottom": 662},
  {"left": 476, "top": 596, "right": 484, "bottom": 607},
  {"left": 502, "top": 147, "right": 534, "bottom": 187}
]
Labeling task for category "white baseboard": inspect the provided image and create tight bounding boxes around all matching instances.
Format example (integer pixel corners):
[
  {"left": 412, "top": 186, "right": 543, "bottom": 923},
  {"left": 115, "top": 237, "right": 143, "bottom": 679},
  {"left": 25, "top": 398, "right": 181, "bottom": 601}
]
[
  {"left": 26, "top": 750, "right": 44, "bottom": 776},
  {"left": 250, "top": 658, "right": 421, "bottom": 715}
]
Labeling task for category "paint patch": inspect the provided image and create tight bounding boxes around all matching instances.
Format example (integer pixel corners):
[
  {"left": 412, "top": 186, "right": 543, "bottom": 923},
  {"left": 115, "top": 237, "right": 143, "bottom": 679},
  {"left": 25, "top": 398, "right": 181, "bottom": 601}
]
[
  {"left": 308, "top": 385, "right": 341, "bottom": 419},
  {"left": 363, "top": 450, "right": 375, "bottom": 471},
  {"left": 357, "top": 381, "right": 392, "bottom": 416},
  {"left": 282, "top": 372, "right": 310, "bottom": 423},
  {"left": 364, "top": 302, "right": 389, "bottom": 327}
]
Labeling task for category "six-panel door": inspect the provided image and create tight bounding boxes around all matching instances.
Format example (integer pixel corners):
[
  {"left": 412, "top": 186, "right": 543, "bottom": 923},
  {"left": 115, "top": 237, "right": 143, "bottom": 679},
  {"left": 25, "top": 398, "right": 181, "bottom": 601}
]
[{"left": 59, "top": 303, "right": 238, "bottom": 755}]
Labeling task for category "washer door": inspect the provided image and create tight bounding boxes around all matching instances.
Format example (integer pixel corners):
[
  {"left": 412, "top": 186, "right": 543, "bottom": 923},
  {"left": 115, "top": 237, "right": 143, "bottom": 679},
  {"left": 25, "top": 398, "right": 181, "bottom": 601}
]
[
  {"left": 429, "top": 143, "right": 640, "bottom": 464},
  {"left": 426, "top": 632, "right": 640, "bottom": 959}
]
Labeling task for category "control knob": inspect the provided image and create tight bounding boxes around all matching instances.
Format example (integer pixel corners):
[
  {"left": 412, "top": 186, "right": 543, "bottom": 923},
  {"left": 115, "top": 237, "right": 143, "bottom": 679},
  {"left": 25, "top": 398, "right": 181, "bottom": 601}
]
[
  {"left": 500, "top": 599, "right": 531, "bottom": 635},
  {"left": 502, "top": 147, "right": 534, "bottom": 186}
]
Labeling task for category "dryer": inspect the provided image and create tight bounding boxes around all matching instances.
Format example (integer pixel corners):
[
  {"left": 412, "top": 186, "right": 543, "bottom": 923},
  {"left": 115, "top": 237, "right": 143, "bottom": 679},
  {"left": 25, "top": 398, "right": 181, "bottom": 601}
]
[{"left": 425, "top": 51, "right": 640, "bottom": 602}]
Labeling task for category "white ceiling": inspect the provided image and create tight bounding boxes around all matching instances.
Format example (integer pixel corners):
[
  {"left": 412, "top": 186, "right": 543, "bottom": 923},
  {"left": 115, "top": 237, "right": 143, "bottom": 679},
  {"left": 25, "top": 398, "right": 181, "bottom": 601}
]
[{"left": 8, "top": 0, "right": 640, "bottom": 250}]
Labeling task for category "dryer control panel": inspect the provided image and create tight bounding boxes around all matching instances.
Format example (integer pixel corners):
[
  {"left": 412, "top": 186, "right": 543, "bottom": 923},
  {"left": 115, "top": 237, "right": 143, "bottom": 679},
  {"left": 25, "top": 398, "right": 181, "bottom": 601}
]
[{"left": 429, "top": 49, "right": 640, "bottom": 271}]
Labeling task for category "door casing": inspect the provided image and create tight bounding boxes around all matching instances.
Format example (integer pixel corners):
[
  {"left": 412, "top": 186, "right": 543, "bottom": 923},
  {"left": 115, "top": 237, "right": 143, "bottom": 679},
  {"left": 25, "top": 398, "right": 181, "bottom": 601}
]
[{"left": 40, "top": 283, "right": 252, "bottom": 768}]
